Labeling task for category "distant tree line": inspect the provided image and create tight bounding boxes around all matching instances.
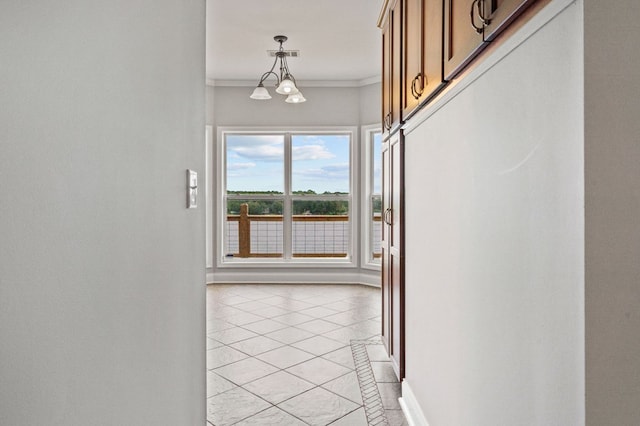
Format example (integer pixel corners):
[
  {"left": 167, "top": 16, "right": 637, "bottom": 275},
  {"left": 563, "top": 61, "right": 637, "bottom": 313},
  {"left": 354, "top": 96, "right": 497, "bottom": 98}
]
[
  {"left": 372, "top": 196, "right": 382, "bottom": 213},
  {"left": 227, "top": 190, "right": 349, "bottom": 215}
]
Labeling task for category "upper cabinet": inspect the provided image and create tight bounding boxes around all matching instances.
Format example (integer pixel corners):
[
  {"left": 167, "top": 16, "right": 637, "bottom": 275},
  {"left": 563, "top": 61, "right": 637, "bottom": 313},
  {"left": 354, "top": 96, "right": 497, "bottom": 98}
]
[
  {"left": 381, "top": 0, "right": 403, "bottom": 137},
  {"left": 444, "top": 0, "right": 487, "bottom": 80},
  {"left": 481, "top": 0, "right": 536, "bottom": 41},
  {"left": 382, "top": 0, "right": 539, "bottom": 119},
  {"left": 444, "top": 0, "right": 536, "bottom": 79},
  {"left": 402, "top": 0, "right": 447, "bottom": 119}
]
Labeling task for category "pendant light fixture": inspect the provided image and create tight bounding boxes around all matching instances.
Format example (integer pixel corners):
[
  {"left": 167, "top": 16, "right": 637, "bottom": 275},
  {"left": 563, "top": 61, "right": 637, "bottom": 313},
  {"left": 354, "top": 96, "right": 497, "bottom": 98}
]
[{"left": 250, "top": 35, "right": 306, "bottom": 103}]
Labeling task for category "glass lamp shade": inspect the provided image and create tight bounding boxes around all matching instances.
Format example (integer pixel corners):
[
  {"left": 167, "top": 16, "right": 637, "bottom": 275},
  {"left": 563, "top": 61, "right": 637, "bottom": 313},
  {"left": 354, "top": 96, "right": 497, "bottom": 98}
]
[
  {"left": 249, "top": 84, "right": 271, "bottom": 100},
  {"left": 285, "top": 91, "right": 306, "bottom": 103},
  {"left": 275, "top": 77, "right": 298, "bottom": 95}
]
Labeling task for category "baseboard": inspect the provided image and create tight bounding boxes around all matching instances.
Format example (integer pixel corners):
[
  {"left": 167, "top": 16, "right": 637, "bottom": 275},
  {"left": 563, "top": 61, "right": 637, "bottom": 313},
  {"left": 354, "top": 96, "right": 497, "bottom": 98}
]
[
  {"left": 206, "top": 270, "right": 380, "bottom": 287},
  {"left": 399, "top": 380, "right": 430, "bottom": 426}
]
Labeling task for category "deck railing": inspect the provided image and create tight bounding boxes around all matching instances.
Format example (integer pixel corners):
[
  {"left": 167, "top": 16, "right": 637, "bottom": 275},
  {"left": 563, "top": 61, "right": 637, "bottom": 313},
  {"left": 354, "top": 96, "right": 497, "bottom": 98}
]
[{"left": 226, "top": 203, "right": 381, "bottom": 258}]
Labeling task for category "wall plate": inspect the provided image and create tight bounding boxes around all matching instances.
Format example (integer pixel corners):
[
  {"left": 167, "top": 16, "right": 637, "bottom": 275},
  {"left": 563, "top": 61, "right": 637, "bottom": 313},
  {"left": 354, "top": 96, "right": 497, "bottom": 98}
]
[{"left": 187, "top": 169, "right": 197, "bottom": 208}]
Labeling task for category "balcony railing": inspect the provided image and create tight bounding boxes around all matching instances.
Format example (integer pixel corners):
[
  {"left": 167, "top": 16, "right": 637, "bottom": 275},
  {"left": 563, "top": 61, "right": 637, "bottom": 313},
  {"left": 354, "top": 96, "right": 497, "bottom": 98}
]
[{"left": 225, "top": 204, "right": 382, "bottom": 259}]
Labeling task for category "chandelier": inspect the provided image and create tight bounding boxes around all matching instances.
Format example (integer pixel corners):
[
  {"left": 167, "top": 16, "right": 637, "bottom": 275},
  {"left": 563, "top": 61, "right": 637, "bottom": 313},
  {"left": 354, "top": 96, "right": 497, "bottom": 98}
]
[{"left": 249, "top": 35, "right": 306, "bottom": 103}]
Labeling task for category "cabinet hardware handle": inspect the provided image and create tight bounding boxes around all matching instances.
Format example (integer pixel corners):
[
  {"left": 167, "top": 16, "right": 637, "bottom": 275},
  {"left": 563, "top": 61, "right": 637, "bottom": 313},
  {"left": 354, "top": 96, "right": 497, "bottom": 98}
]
[
  {"left": 384, "top": 112, "right": 392, "bottom": 130},
  {"left": 470, "top": 0, "right": 484, "bottom": 34},
  {"left": 411, "top": 74, "right": 425, "bottom": 100},
  {"left": 384, "top": 208, "right": 393, "bottom": 225},
  {"left": 477, "top": 0, "right": 492, "bottom": 25}
]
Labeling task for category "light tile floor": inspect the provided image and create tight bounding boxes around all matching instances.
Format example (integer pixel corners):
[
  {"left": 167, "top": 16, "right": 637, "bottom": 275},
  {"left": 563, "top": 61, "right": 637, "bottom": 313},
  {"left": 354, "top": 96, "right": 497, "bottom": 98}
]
[{"left": 207, "top": 284, "right": 408, "bottom": 426}]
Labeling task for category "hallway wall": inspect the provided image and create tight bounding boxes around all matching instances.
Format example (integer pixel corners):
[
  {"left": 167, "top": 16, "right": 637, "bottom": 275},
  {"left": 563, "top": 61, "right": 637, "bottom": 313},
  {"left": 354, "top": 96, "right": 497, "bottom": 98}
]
[
  {"left": 402, "top": 1, "right": 584, "bottom": 424},
  {"left": 0, "top": 1, "right": 206, "bottom": 424},
  {"left": 584, "top": 0, "right": 640, "bottom": 423},
  {"left": 211, "top": 85, "right": 363, "bottom": 127}
]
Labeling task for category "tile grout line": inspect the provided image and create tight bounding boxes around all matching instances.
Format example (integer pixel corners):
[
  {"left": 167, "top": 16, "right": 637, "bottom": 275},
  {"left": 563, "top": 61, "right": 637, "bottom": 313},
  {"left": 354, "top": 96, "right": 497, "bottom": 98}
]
[
  {"left": 207, "top": 284, "right": 383, "bottom": 425},
  {"left": 351, "top": 338, "right": 390, "bottom": 426}
]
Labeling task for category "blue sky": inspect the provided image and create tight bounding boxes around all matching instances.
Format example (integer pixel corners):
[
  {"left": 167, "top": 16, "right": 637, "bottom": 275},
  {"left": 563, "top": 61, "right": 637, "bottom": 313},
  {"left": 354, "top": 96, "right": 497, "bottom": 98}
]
[
  {"left": 373, "top": 132, "right": 382, "bottom": 194},
  {"left": 226, "top": 134, "right": 351, "bottom": 193}
]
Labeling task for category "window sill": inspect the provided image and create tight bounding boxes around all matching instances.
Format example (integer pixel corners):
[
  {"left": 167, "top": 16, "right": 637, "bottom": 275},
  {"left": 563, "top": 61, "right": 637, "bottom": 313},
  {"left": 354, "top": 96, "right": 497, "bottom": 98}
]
[
  {"left": 361, "top": 261, "right": 382, "bottom": 272},
  {"left": 217, "top": 257, "right": 357, "bottom": 269}
]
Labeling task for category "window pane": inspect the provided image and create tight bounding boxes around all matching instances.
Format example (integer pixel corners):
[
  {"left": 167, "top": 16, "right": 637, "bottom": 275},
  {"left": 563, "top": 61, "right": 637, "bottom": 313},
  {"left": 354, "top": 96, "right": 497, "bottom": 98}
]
[
  {"left": 225, "top": 199, "right": 283, "bottom": 259},
  {"left": 292, "top": 200, "right": 349, "bottom": 258},
  {"left": 373, "top": 132, "right": 382, "bottom": 194},
  {"left": 371, "top": 195, "right": 382, "bottom": 262},
  {"left": 226, "top": 134, "right": 284, "bottom": 194},
  {"left": 292, "top": 134, "right": 350, "bottom": 194}
]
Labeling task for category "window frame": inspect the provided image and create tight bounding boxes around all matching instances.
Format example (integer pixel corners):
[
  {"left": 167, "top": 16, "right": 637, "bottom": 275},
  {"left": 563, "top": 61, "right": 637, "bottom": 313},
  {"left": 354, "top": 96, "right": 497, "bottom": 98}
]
[
  {"left": 361, "top": 124, "right": 383, "bottom": 270},
  {"left": 216, "top": 126, "right": 358, "bottom": 268}
]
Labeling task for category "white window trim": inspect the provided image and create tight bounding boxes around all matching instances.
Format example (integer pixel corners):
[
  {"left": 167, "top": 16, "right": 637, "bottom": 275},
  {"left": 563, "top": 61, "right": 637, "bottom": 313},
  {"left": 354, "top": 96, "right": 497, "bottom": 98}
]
[
  {"left": 361, "top": 124, "right": 382, "bottom": 271},
  {"left": 205, "top": 125, "right": 214, "bottom": 269},
  {"left": 216, "top": 126, "right": 358, "bottom": 269}
]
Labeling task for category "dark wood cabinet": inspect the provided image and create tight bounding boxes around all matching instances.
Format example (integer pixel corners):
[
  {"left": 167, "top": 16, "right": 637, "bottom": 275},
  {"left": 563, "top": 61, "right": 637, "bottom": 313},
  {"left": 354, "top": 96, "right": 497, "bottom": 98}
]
[
  {"left": 381, "top": 0, "right": 402, "bottom": 136},
  {"left": 444, "top": 0, "right": 487, "bottom": 80},
  {"left": 402, "top": 0, "right": 446, "bottom": 119},
  {"left": 381, "top": 131, "right": 404, "bottom": 380},
  {"left": 381, "top": 132, "right": 390, "bottom": 355},
  {"left": 388, "top": 0, "right": 539, "bottom": 104},
  {"left": 482, "top": 0, "right": 535, "bottom": 41},
  {"left": 444, "top": 0, "right": 537, "bottom": 79},
  {"left": 379, "top": 0, "right": 405, "bottom": 380},
  {"left": 378, "top": 0, "right": 539, "bottom": 381}
]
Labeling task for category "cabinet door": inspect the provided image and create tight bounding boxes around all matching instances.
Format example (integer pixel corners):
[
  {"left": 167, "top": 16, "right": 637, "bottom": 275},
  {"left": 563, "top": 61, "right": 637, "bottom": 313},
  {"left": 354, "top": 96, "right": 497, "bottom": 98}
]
[
  {"left": 381, "top": 0, "right": 403, "bottom": 136},
  {"left": 389, "top": 131, "right": 404, "bottom": 379},
  {"left": 381, "top": 20, "right": 391, "bottom": 133},
  {"left": 381, "top": 137, "right": 391, "bottom": 353},
  {"left": 444, "top": 0, "right": 487, "bottom": 80},
  {"left": 402, "top": 0, "right": 446, "bottom": 119},
  {"left": 402, "top": 0, "right": 423, "bottom": 118},
  {"left": 381, "top": 131, "right": 404, "bottom": 380},
  {"left": 390, "top": 0, "right": 403, "bottom": 132},
  {"left": 482, "top": 0, "right": 534, "bottom": 41}
]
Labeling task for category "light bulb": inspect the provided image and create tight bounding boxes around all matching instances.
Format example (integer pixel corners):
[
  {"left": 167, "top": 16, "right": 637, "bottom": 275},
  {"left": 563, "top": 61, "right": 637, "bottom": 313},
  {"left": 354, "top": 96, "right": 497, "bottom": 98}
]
[
  {"left": 285, "top": 91, "right": 306, "bottom": 103},
  {"left": 276, "top": 77, "right": 298, "bottom": 95}
]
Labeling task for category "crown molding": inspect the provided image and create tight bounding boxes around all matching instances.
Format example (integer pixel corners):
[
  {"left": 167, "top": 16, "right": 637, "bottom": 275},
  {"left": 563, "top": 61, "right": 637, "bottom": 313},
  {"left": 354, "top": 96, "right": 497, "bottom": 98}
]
[
  {"left": 207, "top": 76, "right": 381, "bottom": 88},
  {"left": 358, "top": 75, "right": 382, "bottom": 87},
  {"left": 377, "top": 0, "right": 391, "bottom": 28}
]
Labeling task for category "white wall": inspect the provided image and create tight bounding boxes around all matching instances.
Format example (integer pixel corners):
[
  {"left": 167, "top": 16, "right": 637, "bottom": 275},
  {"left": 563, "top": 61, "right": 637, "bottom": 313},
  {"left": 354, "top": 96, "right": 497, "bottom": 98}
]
[
  {"left": 211, "top": 85, "right": 362, "bottom": 126},
  {"left": 206, "top": 85, "right": 216, "bottom": 126},
  {"left": 584, "top": 0, "right": 640, "bottom": 423},
  {"left": 206, "top": 83, "right": 381, "bottom": 285},
  {"left": 403, "top": 2, "right": 584, "bottom": 424},
  {"left": 359, "top": 82, "right": 382, "bottom": 125},
  {"left": 0, "top": 1, "right": 206, "bottom": 424}
]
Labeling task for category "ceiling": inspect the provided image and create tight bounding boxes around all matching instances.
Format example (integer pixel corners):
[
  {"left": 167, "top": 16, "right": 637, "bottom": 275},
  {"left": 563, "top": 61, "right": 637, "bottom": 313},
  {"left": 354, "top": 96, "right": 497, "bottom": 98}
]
[{"left": 206, "top": 0, "right": 383, "bottom": 86}]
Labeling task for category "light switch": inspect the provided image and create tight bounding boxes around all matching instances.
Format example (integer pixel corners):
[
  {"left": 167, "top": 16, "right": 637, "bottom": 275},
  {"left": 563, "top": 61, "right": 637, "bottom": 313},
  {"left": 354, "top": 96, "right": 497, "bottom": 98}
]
[{"left": 187, "top": 169, "right": 197, "bottom": 208}]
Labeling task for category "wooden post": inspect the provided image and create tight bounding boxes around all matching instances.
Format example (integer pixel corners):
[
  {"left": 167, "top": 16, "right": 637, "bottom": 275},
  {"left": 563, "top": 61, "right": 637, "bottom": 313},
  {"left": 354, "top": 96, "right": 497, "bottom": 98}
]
[{"left": 238, "top": 203, "right": 250, "bottom": 258}]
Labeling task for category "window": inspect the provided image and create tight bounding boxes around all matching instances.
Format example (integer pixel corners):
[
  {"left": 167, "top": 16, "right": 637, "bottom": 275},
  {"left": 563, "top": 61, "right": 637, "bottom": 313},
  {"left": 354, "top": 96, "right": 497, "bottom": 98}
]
[
  {"left": 362, "top": 125, "right": 382, "bottom": 268},
  {"left": 220, "top": 129, "right": 354, "bottom": 263}
]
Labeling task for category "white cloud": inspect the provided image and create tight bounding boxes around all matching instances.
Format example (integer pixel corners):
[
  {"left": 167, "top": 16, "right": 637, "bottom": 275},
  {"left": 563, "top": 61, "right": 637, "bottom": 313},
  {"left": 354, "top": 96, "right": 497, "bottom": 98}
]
[
  {"left": 227, "top": 135, "right": 346, "bottom": 163},
  {"left": 232, "top": 145, "right": 283, "bottom": 162},
  {"left": 292, "top": 144, "right": 335, "bottom": 161},
  {"left": 294, "top": 163, "right": 350, "bottom": 181},
  {"left": 227, "top": 162, "right": 256, "bottom": 170},
  {"left": 227, "top": 135, "right": 284, "bottom": 162},
  {"left": 321, "top": 163, "right": 350, "bottom": 173}
]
